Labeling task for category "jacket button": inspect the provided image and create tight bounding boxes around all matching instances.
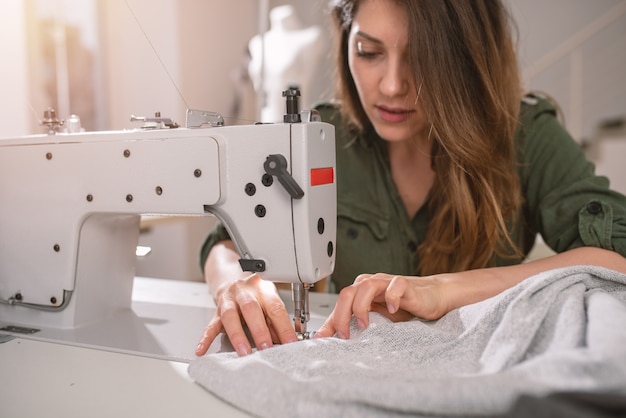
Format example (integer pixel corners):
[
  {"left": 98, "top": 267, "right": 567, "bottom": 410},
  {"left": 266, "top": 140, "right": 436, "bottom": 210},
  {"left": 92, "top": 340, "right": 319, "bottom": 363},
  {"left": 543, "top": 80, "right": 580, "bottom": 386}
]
[
  {"left": 347, "top": 228, "right": 359, "bottom": 240},
  {"left": 586, "top": 201, "right": 602, "bottom": 215}
]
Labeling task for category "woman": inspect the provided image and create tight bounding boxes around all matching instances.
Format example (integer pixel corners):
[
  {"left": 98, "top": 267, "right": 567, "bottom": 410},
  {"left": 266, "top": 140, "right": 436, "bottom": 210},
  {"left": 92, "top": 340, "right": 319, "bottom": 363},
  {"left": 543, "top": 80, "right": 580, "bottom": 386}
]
[{"left": 195, "top": 0, "right": 626, "bottom": 357}]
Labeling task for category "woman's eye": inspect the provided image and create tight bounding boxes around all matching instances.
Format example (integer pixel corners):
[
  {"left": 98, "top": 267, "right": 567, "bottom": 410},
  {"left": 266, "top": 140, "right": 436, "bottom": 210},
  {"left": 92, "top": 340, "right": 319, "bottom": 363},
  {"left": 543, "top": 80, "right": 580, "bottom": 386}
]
[
  {"left": 356, "top": 50, "right": 378, "bottom": 58},
  {"left": 356, "top": 41, "right": 380, "bottom": 59}
]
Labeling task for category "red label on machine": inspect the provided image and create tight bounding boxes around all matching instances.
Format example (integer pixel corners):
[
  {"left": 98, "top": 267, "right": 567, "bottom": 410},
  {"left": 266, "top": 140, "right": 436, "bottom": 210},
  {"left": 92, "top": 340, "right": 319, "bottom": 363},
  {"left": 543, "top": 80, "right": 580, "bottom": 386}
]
[{"left": 310, "top": 167, "right": 334, "bottom": 186}]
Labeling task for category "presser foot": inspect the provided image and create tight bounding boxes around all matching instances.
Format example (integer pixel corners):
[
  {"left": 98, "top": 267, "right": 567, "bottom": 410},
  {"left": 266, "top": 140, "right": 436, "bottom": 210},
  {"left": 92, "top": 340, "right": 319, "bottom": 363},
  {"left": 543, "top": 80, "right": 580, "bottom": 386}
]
[
  {"left": 296, "top": 330, "right": 314, "bottom": 340},
  {"left": 294, "top": 317, "right": 313, "bottom": 340}
]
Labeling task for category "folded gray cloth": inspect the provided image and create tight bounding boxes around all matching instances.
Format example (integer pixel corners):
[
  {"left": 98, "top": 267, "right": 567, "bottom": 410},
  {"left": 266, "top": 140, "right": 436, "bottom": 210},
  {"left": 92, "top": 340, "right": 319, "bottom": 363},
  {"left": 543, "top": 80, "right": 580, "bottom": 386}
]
[{"left": 189, "top": 265, "right": 626, "bottom": 417}]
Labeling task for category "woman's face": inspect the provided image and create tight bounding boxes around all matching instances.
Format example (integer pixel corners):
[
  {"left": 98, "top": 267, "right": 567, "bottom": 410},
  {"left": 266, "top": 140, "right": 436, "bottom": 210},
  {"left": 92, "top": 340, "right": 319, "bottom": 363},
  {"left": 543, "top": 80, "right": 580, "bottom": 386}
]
[{"left": 348, "top": 0, "right": 427, "bottom": 143}]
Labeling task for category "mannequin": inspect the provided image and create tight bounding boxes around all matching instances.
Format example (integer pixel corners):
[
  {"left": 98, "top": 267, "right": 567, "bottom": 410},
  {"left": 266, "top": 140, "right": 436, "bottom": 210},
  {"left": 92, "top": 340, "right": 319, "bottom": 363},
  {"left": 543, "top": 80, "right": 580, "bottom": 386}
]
[{"left": 248, "top": 5, "right": 324, "bottom": 123}]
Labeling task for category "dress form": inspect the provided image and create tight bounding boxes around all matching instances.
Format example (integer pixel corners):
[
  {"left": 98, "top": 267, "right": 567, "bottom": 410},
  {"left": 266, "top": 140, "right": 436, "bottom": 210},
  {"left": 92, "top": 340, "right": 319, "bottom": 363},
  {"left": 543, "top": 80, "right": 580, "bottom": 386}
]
[{"left": 248, "top": 5, "right": 324, "bottom": 123}]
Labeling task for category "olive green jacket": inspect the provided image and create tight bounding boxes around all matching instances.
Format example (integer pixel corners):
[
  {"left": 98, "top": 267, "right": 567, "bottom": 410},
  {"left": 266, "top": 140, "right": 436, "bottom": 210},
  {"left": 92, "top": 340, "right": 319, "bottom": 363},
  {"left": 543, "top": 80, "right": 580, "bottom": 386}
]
[{"left": 200, "top": 95, "right": 626, "bottom": 292}]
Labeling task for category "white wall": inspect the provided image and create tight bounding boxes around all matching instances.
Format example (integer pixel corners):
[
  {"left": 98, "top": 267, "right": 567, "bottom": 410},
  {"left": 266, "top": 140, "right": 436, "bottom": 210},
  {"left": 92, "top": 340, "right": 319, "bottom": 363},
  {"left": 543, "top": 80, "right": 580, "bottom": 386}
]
[
  {"left": 99, "top": 0, "right": 259, "bottom": 129},
  {"left": 508, "top": 0, "right": 626, "bottom": 142},
  {"left": 0, "top": 1, "right": 30, "bottom": 137}
]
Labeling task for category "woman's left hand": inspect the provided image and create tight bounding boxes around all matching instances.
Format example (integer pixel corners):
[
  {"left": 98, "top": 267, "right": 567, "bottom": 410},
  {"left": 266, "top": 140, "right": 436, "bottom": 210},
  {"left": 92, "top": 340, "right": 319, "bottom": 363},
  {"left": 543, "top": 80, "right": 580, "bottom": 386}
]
[{"left": 314, "top": 273, "right": 448, "bottom": 339}]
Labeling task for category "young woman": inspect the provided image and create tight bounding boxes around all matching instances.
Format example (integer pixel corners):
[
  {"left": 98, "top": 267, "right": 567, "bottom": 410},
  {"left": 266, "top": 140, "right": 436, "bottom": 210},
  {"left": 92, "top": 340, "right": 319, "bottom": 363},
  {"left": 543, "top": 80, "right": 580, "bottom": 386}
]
[{"left": 195, "top": 0, "right": 626, "bottom": 357}]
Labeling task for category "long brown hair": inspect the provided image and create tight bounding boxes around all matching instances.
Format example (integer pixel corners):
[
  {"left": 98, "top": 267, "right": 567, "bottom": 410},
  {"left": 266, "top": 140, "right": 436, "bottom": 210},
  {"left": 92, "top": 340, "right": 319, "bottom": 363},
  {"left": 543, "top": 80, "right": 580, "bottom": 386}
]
[{"left": 330, "top": 0, "right": 523, "bottom": 275}]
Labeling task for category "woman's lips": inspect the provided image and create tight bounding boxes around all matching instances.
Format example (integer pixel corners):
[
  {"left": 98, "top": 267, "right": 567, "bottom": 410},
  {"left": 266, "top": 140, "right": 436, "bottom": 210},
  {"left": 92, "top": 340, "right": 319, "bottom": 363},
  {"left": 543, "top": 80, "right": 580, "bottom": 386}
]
[{"left": 376, "top": 105, "right": 414, "bottom": 123}]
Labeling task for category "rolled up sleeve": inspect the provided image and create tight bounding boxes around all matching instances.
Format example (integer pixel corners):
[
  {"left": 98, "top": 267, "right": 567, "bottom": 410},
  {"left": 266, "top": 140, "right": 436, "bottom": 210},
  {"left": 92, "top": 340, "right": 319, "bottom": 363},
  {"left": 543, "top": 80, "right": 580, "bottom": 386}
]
[{"left": 519, "top": 97, "right": 626, "bottom": 257}]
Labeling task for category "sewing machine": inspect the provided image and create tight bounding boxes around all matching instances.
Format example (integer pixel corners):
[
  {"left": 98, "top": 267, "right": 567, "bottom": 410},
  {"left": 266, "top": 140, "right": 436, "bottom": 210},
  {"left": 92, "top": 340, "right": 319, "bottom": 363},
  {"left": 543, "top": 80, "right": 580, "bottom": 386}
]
[{"left": 0, "top": 93, "right": 336, "bottom": 354}]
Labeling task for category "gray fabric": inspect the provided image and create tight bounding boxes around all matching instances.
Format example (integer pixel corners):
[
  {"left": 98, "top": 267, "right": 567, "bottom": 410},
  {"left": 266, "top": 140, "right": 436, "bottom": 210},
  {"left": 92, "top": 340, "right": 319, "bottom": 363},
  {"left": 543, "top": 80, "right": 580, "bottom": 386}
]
[{"left": 189, "top": 266, "right": 626, "bottom": 417}]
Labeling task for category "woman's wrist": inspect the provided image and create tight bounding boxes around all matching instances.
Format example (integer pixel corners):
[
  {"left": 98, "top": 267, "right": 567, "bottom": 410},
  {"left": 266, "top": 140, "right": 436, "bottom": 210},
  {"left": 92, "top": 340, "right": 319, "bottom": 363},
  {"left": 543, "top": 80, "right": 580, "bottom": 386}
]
[
  {"left": 432, "top": 247, "right": 626, "bottom": 315},
  {"left": 431, "top": 267, "right": 508, "bottom": 315},
  {"left": 204, "top": 240, "right": 247, "bottom": 300}
]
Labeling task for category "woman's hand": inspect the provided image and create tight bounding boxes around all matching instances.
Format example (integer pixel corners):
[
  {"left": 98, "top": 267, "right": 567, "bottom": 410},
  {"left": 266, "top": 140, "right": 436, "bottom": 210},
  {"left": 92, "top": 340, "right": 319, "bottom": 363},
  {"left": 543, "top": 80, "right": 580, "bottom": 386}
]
[
  {"left": 195, "top": 274, "right": 299, "bottom": 357},
  {"left": 314, "top": 273, "right": 448, "bottom": 339}
]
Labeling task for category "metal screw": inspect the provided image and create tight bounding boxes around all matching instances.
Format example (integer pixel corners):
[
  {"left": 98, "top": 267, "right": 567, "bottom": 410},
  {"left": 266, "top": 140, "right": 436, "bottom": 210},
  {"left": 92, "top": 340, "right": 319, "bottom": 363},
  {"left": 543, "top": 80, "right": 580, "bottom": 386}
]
[
  {"left": 46, "top": 152, "right": 53, "bottom": 160},
  {"left": 86, "top": 194, "right": 93, "bottom": 202},
  {"left": 15, "top": 293, "right": 23, "bottom": 301},
  {"left": 126, "top": 194, "right": 133, "bottom": 202},
  {"left": 155, "top": 186, "right": 163, "bottom": 196},
  {"left": 50, "top": 297, "right": 57, "bottom": 304},
  {"left": 194, "top": 169, "right": 202, "bottom": 178},
  {"left": 255, "top": 205, "right": 266, "bottom": 217},
  {"left": 262, "top": 174, "right": 273, "bottom": 187},
  {"left": 245, "top": 183, "right": 256, "bottom": 196},
  {"left": 123, "top": 149, "right": 131, "bottom": 158},
  {"left": 53, "top": 244, "right": 60, "bottom": 252}
]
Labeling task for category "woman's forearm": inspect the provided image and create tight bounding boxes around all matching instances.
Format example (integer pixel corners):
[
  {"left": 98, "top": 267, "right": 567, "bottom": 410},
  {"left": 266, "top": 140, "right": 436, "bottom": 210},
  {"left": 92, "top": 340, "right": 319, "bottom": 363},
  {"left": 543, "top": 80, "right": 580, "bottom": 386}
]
[
  {"left": 204, "top": 240, "right": 250, "bottom": 300},
  {"left": 438, "top": 246, "right": 626, "bottom": 314}
]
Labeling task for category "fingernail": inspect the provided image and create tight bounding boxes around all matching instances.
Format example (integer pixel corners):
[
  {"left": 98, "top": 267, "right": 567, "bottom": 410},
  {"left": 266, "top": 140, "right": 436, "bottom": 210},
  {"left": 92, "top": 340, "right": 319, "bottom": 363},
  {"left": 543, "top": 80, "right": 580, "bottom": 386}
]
[
  {"left": 236, "top": 344, "right": 250, "bottom": 356},
  {"left": 337, "top": 331, "right": 347, "bottom": 339},
  {"left": 387, "top": 302, "right": 397, "bottom": 314},
  {"left": 259, "top": 342, "right": 272, "bottom": 350},
  {"left": 357, "top": 319, "right": 366, "bottom": 330},
  {"left": 195, "top": 342, "right": 204, "bottom": 353}
]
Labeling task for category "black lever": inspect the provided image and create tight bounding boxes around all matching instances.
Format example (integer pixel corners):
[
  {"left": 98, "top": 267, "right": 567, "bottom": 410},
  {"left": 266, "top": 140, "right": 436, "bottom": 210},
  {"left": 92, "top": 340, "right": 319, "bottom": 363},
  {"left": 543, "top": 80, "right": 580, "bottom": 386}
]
[{"left": 263, "top": 154, "right": 304, "bottom": 199}]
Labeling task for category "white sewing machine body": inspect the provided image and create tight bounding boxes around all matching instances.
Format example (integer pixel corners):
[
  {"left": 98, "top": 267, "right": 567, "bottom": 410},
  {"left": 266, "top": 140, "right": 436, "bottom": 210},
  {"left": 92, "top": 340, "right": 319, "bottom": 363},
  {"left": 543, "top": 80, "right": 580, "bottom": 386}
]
[{"left": 0, "top": 114, "right": 336, "bottom": 332}]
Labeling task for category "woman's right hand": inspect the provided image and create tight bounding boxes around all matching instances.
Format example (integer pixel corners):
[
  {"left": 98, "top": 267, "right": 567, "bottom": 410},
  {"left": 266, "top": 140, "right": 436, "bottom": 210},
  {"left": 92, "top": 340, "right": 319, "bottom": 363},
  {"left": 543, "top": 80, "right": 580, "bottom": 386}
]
[{"left": 195, "top": 273, "right": 299, "bottom": 357}]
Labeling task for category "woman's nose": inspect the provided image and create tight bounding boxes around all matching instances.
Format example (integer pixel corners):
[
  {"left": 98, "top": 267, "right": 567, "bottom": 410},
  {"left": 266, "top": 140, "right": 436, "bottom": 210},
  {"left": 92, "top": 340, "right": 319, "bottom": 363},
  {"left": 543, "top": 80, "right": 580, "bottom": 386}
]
[{"left": 379, "top": 59, "right": 409, "bottom": 97}]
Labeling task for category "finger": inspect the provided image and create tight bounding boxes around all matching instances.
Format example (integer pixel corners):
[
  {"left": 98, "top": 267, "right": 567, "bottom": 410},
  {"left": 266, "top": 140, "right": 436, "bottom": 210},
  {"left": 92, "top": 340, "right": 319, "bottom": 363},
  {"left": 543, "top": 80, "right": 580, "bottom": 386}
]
[
  {"left": 261, "top": 294, "right": 298, "bottom": 344},
  {"left": 313, "top": 314, "right": 337, "bottom": 338},
  {"left": 219, "top": 296, "right": 253, "bottom": 356},
  {"left": 385, "top": 275, "right": 409, "bottom": 314},
  {"left": 329, "top": 285, "right": 359, "bottom": 338},
  {"left": 234, "top": 287, "right": 274, "bottom": 352},
  {"left": 195, "top": 316, "right": 223, "bottom": 356},
  {"left": 350, "top": 275, "right": 392, "bottom": 329},
  {"left": 353, "top": 273, "right": 374, "bottom": 284}
]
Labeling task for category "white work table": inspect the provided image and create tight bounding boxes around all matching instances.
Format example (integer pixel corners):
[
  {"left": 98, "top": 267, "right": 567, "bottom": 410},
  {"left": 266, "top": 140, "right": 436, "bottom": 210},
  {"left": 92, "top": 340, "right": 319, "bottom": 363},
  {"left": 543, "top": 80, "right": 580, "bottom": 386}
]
[{"left": 0, "top": 277, "right": 336, "bottom": 418}]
